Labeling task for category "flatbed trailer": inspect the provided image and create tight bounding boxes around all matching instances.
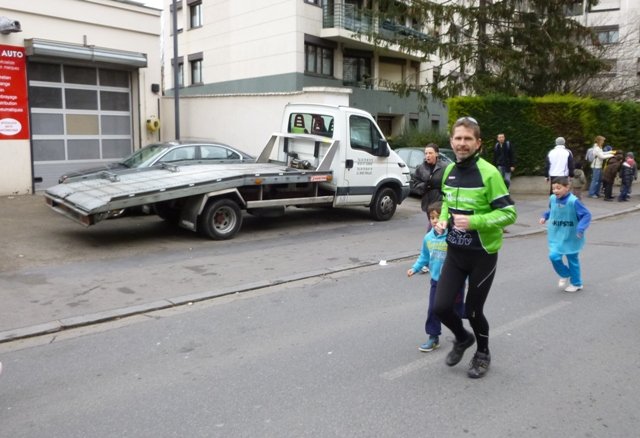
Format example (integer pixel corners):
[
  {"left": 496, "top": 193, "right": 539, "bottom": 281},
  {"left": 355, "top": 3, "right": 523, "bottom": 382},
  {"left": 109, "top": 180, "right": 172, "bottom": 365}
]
[{"left": 44, "top": 104, "right": 410, "bottom": 240}]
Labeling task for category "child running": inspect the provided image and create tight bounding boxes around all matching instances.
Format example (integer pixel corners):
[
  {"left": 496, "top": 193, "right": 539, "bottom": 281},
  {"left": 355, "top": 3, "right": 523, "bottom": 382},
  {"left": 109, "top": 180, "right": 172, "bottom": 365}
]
[
  {"left": 408, "top": 202, "right": 464, "bottom": 352},
  {"left": 539, "top": 177, "right": 592, "bottom": 292}
]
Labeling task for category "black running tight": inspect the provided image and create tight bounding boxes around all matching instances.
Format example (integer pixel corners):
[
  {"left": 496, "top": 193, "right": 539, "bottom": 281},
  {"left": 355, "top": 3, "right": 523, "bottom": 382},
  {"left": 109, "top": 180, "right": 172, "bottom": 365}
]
[{"left": 434, "top": 247, "right": 498, "bottom": 354}]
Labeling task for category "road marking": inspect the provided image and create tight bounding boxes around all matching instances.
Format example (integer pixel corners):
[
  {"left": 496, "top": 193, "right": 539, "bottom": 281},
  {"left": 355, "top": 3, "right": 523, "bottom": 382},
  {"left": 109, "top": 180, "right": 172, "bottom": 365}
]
[{"left": 380, "top": 301, "right": 571, "bottom": 381}]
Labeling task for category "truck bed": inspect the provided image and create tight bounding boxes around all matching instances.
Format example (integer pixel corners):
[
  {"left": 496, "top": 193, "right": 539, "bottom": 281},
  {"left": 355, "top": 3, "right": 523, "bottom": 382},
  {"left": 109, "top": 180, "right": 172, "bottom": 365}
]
[{"left": 44, "top": 161, "right": 334, "bottom": 225}]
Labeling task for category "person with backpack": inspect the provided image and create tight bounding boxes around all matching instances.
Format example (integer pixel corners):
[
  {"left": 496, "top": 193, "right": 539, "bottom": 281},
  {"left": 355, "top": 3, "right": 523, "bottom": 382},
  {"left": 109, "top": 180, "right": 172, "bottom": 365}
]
[
  {"left": 494, "top": 133, "right": 515, "bottom": 189},
  {"left": 588, "top": 136, "right": 614, "bottom": 198}
]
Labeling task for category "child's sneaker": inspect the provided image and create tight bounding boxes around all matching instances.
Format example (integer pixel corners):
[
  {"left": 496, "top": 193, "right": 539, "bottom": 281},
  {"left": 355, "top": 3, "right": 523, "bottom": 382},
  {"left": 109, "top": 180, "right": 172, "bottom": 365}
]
[
  {"left": 564, "top": 284, "right": 583, "bottom": 293},
  {"left": 558, "top": 277, "right": 570, "bottom": 288},
  {"left": 419, "top": 336, "right": 439, "bottom": 352}
]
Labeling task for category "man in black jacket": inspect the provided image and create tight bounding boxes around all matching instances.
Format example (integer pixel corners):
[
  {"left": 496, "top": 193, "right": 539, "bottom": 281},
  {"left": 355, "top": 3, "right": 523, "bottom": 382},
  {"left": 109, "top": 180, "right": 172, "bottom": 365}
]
[{"left": 494, "top": 133, "right": 515, "bottom": 189}]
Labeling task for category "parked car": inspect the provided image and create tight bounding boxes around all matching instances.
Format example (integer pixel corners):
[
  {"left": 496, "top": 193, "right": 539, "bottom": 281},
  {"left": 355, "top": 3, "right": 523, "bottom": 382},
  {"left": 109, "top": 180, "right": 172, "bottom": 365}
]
[{"left": 58, "top": 140, "right": 254, "bottom": 184}]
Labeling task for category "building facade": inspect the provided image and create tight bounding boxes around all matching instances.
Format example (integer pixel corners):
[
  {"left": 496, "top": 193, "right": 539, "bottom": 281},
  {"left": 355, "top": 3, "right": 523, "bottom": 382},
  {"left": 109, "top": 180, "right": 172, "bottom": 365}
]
[
  {"left": 0, "top": 0, "right": 161, "bottom": 194},
  {"left": 160, "top": 0, "right": 447, "bottom": 156},
  {"left": 568, "top": 0, "right": 640, "bottom": 100}
]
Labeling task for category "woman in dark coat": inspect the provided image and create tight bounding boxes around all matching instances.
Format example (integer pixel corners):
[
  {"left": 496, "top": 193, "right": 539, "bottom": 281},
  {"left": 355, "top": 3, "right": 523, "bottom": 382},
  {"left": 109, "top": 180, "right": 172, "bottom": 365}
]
[{"left": 411, "top": 143, "right": 450, "bottom": 218}]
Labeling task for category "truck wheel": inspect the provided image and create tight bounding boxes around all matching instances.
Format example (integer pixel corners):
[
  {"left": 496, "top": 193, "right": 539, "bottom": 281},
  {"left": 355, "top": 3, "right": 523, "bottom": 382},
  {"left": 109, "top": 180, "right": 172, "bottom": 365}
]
[
  {"left": 198, "top": 198, "right": 243, "bottom": 240},
  {"left": 370, "top": 187, "right": 397, "bottom": 221}
]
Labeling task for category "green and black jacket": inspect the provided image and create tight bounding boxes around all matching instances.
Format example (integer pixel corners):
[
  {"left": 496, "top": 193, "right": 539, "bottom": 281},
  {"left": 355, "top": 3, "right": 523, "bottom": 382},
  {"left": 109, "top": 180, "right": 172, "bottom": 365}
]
[{"left": 440, "top": 154, "right": 517, "bottom": 254}]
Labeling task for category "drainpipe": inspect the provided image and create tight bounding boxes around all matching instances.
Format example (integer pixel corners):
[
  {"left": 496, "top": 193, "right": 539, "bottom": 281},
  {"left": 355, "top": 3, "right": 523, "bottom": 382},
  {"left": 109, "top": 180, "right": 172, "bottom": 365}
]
[{"left": 172, "top": 0, "right": 180, "bottom": 139}]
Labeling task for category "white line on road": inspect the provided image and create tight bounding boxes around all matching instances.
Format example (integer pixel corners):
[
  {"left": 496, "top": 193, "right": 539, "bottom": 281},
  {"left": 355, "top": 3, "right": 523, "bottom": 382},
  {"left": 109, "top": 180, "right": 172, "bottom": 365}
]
[{"left": 380, "top": 301, "right": 571, "bottom": 381}]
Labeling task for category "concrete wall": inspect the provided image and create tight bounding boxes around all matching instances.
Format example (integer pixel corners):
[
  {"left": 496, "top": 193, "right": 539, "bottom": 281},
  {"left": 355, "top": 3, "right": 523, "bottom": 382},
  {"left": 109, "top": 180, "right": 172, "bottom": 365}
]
[{"left": 509, "top": 176, "right": 550, "bottom": 195}]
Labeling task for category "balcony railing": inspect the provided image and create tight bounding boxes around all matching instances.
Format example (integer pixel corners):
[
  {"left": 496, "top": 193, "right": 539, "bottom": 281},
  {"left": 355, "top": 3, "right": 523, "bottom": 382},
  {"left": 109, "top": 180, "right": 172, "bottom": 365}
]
[
  {"left": 323, "top": 3, "right": 374, "bottom": 33},
  {"left": 322, "top": 3, "right": 432, "bottom": 42}
]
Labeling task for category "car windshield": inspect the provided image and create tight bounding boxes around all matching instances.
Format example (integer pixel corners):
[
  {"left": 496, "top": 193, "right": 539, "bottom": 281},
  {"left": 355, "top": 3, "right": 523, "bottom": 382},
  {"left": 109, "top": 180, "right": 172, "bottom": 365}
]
[{"left": 121, "top": 143, "right": 171, "bottom": 168}]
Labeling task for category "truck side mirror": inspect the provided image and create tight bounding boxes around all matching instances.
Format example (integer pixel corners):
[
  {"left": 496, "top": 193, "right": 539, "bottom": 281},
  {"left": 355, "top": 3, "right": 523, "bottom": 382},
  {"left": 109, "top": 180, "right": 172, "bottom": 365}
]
[{"left": 375, "top": 139, "right": 390, "bottom": 157}]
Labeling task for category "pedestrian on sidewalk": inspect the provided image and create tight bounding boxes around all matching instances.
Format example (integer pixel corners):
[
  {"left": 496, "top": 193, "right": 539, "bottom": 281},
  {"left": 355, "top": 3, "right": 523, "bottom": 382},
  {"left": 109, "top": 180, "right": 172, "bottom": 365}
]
[
  {"left": 539, "top": 177, "right": 592, "bottom": 293},
  {"left": 588, "top": 136, "right": 614, "bottom": 198},
  {"left": 494, "top": 133, "right": 515, "bottom": 189},
  {"left": 618, "top": 152, "right": 637, "bottom": 202},
  {"left": 407, "top": 202, "right": 464, "bottom": 353},
  {"left": 434, "top": 116, "right": 517, "bottom": 379},
  {"left": 602, "top": 153, "right": 623, "bottom": 201},
  {"left": 545, "top": 137, "right": 575, "bottom": 194}
]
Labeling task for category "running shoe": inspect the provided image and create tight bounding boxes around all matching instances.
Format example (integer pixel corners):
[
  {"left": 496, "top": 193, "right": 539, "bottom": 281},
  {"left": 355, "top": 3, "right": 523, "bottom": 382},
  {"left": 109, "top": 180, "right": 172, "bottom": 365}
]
[
  {"left": 446, "top": 332, "right": 475, "bottom": 366},
  {"left": 467, "top": 351, "right": 491, "bottom": 379}
]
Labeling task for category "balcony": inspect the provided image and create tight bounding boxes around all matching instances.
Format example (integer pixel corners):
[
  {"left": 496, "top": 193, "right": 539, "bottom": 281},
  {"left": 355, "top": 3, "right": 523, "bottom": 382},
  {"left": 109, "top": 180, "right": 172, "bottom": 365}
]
[{"left": 321, "top": 3, "right": 432, "bottom": 49}]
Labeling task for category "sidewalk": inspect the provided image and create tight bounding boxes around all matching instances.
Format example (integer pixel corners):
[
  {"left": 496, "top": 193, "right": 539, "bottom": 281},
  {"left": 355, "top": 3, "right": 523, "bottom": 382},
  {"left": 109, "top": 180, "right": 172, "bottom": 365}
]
[{"left": 1, "top": 189, "right": 638, "bottom": 344}]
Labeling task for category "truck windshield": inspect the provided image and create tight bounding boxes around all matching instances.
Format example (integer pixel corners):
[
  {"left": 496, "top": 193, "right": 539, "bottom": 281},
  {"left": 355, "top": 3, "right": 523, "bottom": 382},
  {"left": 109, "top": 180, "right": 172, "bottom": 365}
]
[{"left": 288, "top": 113, "right": 334, "bottom": 138}]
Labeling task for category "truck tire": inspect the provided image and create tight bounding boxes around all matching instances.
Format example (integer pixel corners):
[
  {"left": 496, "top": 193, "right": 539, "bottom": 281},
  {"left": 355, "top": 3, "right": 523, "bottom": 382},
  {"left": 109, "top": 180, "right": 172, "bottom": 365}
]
[
  {"left": 198, "top": 198, "right": 243, "bottom": 240},
  {"left": 370, "top": 187, "right": 397, "bottom": 221}
]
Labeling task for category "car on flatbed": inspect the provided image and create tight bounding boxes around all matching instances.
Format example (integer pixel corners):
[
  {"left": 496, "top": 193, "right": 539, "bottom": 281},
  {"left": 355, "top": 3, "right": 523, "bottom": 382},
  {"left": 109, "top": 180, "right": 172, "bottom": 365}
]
[{"left": 58, "top": 140, "right": 254, "bottom": 184}]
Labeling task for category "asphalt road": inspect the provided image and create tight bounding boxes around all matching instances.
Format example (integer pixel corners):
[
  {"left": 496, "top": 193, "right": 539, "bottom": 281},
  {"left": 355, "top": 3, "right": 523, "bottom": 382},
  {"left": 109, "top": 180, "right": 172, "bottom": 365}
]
[
  {"left": 0, "top": 193, "right": 637, "bottom": 340},
  {"left": 0, "top": 208, "right": 639, "bottom": 437}
]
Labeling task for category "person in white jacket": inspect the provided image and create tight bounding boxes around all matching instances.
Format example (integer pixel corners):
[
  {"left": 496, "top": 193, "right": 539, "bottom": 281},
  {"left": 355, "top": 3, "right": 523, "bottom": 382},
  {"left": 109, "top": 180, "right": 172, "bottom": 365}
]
[
  {"left": 545, "top": 137, "right": 574, "bottom": 194},
  {"left": 588, "top": 135, "right": 614, "bottom": 198}
]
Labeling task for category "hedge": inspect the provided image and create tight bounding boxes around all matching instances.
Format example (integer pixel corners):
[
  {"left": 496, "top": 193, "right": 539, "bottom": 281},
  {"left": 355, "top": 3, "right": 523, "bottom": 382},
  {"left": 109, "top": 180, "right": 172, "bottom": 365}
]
[{"left": 445, "top": 95, "right": 640, "bottom": 176}]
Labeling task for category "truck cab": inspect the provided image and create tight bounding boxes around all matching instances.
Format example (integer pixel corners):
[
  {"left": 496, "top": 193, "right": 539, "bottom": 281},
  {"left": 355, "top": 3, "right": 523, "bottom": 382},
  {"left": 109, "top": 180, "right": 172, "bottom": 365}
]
[{"left": 278, "top": 104, "right": 411, "bottom": 213}]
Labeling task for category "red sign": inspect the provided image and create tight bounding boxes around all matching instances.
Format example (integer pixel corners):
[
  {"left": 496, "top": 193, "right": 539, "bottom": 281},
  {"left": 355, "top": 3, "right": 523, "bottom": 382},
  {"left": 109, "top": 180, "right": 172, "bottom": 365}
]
[{"left": 0, "top": 45, "right": 29, "bottom": 140}]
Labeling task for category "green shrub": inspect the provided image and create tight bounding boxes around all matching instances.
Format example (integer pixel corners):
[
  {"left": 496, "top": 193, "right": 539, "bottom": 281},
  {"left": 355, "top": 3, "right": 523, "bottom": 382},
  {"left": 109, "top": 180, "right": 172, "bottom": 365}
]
[{"left": 447, "top": 95, "right": 640, "bottom": 175}]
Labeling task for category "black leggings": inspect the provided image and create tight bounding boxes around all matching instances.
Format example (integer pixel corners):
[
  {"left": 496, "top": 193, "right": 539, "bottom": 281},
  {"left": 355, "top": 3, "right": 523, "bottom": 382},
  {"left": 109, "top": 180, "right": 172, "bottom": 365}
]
[{"left": 434, "top": 247, "right": 498, "bottom": 354}]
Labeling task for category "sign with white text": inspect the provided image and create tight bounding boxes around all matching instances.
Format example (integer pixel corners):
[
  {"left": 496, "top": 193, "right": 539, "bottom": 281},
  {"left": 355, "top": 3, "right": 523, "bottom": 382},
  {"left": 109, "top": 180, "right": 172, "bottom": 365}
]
[{"left": 0, "top": 45, "right": 29, "bottom": 140}]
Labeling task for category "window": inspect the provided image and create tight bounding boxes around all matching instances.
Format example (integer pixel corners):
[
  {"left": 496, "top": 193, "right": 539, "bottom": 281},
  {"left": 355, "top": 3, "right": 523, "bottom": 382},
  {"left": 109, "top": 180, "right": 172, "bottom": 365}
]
[
  {"left": 190, "top": 59, "right": 202, "bottom": 84},
  {"left": 172, "top": 58, "right": 184, "bottom": 88},
  {"left": 343, "top": 55, "right": 372, "bottom": 87},
  {"left": 592, "top": 26, "right": 619, "bottom": 44},
  {"left": 589, "top": 0, "right": 620, "bottom": 12},
  {"left": 201, "top": 145, "right": 240, "bottom": 160},
  {"left": 287, "top": 113, "right": 334, "bottom": 137},
  {"left": 188, "top": 52, "right": 203, "bottom": 85},
  {"left": 305, "top": 43, "right": 333, "bottom": 76},
  {"left": 349, "top": 115, "right": 382, "bottom": 154},
  {"left": 564, "top": 1, "right": 583, "bottom": 16},
  {"left": 599, "top": 59, "right": 617, "bottom": 76},
  {"left": 189, "top": 0, "right": 202, "bottom": 28},
  {"left": 305, "top": 0, "right": 321, "bottom": 5},
  {"left": 159, "top": 146, "right": 197, "bottom": 162}
]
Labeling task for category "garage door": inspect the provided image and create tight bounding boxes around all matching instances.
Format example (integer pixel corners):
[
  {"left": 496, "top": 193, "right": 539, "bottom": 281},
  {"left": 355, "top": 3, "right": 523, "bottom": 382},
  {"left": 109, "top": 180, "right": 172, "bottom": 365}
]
[{"left": 29, "top": 62, "right": 132, "bottom": 190}]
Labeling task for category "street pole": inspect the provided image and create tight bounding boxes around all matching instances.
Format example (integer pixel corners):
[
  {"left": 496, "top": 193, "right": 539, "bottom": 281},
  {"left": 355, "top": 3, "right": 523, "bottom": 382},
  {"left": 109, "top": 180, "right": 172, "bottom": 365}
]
[{"left": 172, "top": 0, "right": 180, "bottom": 140}]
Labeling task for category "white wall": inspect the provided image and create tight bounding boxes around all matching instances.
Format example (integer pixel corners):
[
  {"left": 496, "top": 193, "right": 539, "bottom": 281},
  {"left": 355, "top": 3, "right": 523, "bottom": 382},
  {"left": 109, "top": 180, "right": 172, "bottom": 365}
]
[{"left": 160, "top": 87, "right": 351, "bottom": 156}]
